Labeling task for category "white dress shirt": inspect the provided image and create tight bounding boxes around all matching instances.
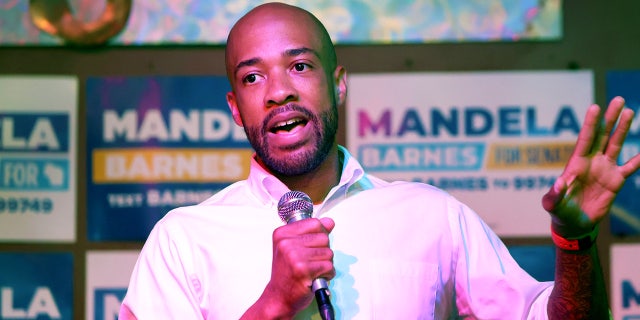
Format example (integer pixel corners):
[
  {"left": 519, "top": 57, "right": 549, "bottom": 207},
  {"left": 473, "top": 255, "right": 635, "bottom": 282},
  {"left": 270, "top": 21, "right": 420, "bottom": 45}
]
[{"left": 120, "top": 146, "right": 553, "bottom": 319}]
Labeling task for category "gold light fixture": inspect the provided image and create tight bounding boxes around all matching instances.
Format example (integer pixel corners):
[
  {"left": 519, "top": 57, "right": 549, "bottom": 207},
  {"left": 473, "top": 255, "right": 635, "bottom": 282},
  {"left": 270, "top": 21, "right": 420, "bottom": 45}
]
[{"left": 29, "top": 0, "right": 131, "bottom": 46}]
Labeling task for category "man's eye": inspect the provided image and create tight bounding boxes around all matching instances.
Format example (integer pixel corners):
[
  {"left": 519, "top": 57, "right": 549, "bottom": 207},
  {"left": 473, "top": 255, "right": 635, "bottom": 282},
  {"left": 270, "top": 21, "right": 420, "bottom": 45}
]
[
  {"left": 293, "top": 63, "right": 308, "bottom": 72},
  {"left": 243, "top": 74, "right": 257, "bottom": 84}
]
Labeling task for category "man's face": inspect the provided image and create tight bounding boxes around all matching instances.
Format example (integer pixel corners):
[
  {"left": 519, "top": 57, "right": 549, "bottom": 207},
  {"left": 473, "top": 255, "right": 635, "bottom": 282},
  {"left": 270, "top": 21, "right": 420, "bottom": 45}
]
[{"left": 226, "top": 9, "right": 343, "bottom": 176}]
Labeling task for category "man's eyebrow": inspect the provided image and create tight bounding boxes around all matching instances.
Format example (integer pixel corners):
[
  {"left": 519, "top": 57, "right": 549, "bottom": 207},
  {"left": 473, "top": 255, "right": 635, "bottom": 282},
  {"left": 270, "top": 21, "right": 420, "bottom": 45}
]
[
  {"left": 285, "top": 47, "right": 320, "bottom": 59},
  {"left": 234, "top": 57, "right": 261, "bottom": 77},
  {"left": 233, "top": 47, "right": 321, "bottom": 77}
]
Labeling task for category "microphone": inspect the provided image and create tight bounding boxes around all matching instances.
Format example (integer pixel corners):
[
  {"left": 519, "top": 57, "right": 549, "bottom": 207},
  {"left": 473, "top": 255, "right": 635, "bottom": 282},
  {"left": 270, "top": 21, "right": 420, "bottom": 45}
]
[{"left": 277, "top": 191, "right": 335, "bottom": 320}]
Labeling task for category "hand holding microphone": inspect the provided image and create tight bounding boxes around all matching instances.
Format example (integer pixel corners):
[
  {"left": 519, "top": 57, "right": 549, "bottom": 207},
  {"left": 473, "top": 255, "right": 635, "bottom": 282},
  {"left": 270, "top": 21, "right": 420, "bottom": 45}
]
[{"left": 276, "top": 191, "right": 335, "bottom": 320}]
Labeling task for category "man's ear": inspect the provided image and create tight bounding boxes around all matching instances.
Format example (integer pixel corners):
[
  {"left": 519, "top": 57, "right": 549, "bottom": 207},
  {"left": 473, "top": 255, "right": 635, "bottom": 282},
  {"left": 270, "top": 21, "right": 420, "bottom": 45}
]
[
  {"left": 226, "top": 91, "right": 244, "bottom": 127},
  {"left": 334, "top": 66, "right": 347, "bottom": 106}
]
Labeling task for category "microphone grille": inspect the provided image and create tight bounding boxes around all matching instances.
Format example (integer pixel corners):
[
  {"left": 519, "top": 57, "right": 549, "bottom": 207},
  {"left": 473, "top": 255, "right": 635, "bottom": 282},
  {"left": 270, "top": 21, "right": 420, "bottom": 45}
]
[{"left": 277, "top": 190, "right": 313, "bottom": 223}]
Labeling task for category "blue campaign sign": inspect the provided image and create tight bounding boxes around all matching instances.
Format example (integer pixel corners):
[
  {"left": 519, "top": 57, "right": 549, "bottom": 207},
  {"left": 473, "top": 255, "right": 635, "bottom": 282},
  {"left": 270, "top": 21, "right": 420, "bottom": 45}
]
[
  {"left": 606, "top": 71, "right": 640, "bottom": 236},
  {"left": 94, "top": 288, "right": 126, "bottom": 320},
  {"left": 0, "top": 158, "right": 69, "bottom": 191},
  {"left": 0, "top": 253, "right": 73, "bottom": 320},
  {"left": 507, "top": 245, "right": 556, "bottom": 282},
  {"left": 0, "top": 113, "right": 69, "bottom": 153},
  {"left": 85, "top": 76, "right": 252, "bottom": 241}
]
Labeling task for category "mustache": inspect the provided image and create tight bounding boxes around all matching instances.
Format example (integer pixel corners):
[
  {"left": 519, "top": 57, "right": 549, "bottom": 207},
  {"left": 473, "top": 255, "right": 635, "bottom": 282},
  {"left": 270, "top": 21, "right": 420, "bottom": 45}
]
[{"left": 261, "top": 104, "right": 317, "bottom": 133}]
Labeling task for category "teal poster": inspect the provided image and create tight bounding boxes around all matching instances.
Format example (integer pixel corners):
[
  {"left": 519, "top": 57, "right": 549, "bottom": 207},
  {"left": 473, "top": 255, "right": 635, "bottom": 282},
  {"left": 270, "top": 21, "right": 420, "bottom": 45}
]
[
  {"left": 86, "top": 76, "right": 252, "bottom": 241},
  {"left": 606, "top": 71, "right": 640, "bottom": 236}
]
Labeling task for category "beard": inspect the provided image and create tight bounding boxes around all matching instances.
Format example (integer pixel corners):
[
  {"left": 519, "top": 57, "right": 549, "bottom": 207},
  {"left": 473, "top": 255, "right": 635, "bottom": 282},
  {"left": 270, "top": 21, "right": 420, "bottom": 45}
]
[{"left": 243, "top": 103, "right": 338, "bottom": 176}]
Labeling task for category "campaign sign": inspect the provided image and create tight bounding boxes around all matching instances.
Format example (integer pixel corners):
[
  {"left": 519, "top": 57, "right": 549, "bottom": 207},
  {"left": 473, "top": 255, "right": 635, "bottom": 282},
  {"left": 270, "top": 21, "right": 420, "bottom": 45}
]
[
  {"left": 86, "top": 251, "right": 139, "bottom": 320},
  {"left": 0, "top": 76, "right": 77, "bottom": 242},
  {"left": 611, "top": 244, "right": 640, "bottom": 320},
  {"left": 507, "top": 245, "right": 555, "bottom": 282},
  {"left": 347, "top": 71, "right": 593, "bottom": 237},
  {"left": 0, "top": 252, "right": 73, "bottom": 319},
  {"left": 606, "top": 71, "right": 640, "bottom": 236},
  {"left": 86, "top": 76, "right": 252, "bottom": 241}
]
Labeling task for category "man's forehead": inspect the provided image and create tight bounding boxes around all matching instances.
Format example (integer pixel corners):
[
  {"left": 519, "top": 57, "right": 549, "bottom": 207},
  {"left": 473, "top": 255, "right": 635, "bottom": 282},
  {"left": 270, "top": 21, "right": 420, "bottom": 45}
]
[
  {"left": 225, "top": 4, "right": 330, "bottom": 74},
  {"left": 228, "top": 21, "right": 323, "bottom": 59}
]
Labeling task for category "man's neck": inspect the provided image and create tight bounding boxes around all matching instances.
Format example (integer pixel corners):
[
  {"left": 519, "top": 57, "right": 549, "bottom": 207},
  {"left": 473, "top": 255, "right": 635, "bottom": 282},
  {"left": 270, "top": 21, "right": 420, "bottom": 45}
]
[{"left": 274, "top": 146, "right": 342, "bottom": 204}]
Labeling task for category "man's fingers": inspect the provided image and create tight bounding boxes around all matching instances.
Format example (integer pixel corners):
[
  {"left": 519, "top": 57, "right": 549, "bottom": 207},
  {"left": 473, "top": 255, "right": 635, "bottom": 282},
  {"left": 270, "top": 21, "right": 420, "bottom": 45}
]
[
  {"left": 542, "top": 176, "right": 567, "bottom": 213},
  {"left": 573, "top": 104, "right": 602, "bottom": 157},
  {"left": 319, "top": 217, "right": 335, "bottom": 233},
  {"left": 276, "top": 218, "right": 332, "bottom": 236},
  {"left": 604, "top": 107, "right": 634, "bottom": 160},
  {"left": 595, "top": 96, "right": 625, "bottom": 152},
  {"left": 620, "top": 153, "right": 640, "bottom": 178}
]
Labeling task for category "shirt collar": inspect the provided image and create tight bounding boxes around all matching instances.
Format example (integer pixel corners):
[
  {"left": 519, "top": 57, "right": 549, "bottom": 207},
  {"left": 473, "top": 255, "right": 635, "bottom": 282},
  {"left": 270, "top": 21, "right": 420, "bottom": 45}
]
[{"left": 246, "top": 145, "right": 368, "bottom": 209}]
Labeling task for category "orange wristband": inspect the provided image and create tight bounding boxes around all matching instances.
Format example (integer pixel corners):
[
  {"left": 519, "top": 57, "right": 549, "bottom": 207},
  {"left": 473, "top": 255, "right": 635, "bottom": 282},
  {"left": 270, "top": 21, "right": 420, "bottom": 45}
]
[{"left": 550, "top": 225, "right": 598, "bottom": 251}]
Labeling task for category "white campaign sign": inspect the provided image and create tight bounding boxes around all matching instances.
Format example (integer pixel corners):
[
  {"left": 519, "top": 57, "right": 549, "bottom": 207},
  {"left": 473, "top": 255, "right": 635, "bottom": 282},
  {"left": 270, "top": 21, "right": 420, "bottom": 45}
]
[
  {"left": 86, "top": 250, "right": 140, "bottom": 320},
  {"left": 611, "top": 244, "right": 640, "bottom": 320},
  {"left": 347, "top": 71, "right": 593, "bottom": 237},
  {"left": 0, "top": 76, "right": 77, "bottom": 242}
]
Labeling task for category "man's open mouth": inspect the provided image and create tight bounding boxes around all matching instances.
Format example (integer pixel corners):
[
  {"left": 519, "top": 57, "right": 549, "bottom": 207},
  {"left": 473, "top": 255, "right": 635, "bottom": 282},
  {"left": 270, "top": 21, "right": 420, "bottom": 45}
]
[{"left": 269, "top": 117, "right": 308, "bottom": 133}]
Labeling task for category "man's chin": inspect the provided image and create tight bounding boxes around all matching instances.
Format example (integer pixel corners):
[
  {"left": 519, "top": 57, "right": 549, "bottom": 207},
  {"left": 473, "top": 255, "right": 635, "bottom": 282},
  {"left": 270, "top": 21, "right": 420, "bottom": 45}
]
[{"left": 262, "top": 150, "right": 318, "bottom": 177}]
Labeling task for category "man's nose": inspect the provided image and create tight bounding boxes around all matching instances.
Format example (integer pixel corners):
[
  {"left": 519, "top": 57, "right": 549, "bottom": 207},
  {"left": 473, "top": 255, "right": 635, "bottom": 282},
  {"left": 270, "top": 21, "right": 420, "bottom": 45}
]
[{"left": 265, "top": 72, "right": 297, "bottom": 107}]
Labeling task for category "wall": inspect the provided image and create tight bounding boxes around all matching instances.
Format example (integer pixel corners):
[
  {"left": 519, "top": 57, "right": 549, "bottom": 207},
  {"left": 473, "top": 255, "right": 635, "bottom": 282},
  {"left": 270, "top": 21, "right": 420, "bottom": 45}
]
[{"left": 1, "top": 0, "right": 639, "bottom": 318}]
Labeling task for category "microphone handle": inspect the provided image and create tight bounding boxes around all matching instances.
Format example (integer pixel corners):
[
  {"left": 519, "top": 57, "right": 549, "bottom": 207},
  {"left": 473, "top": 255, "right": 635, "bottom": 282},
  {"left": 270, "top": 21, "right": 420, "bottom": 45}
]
[
  {"left": 278, "top": 190, "right": 335, "bottom": 320},
  {"left": 312, "top": 278, "right": 334, "bottom": 320}
]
